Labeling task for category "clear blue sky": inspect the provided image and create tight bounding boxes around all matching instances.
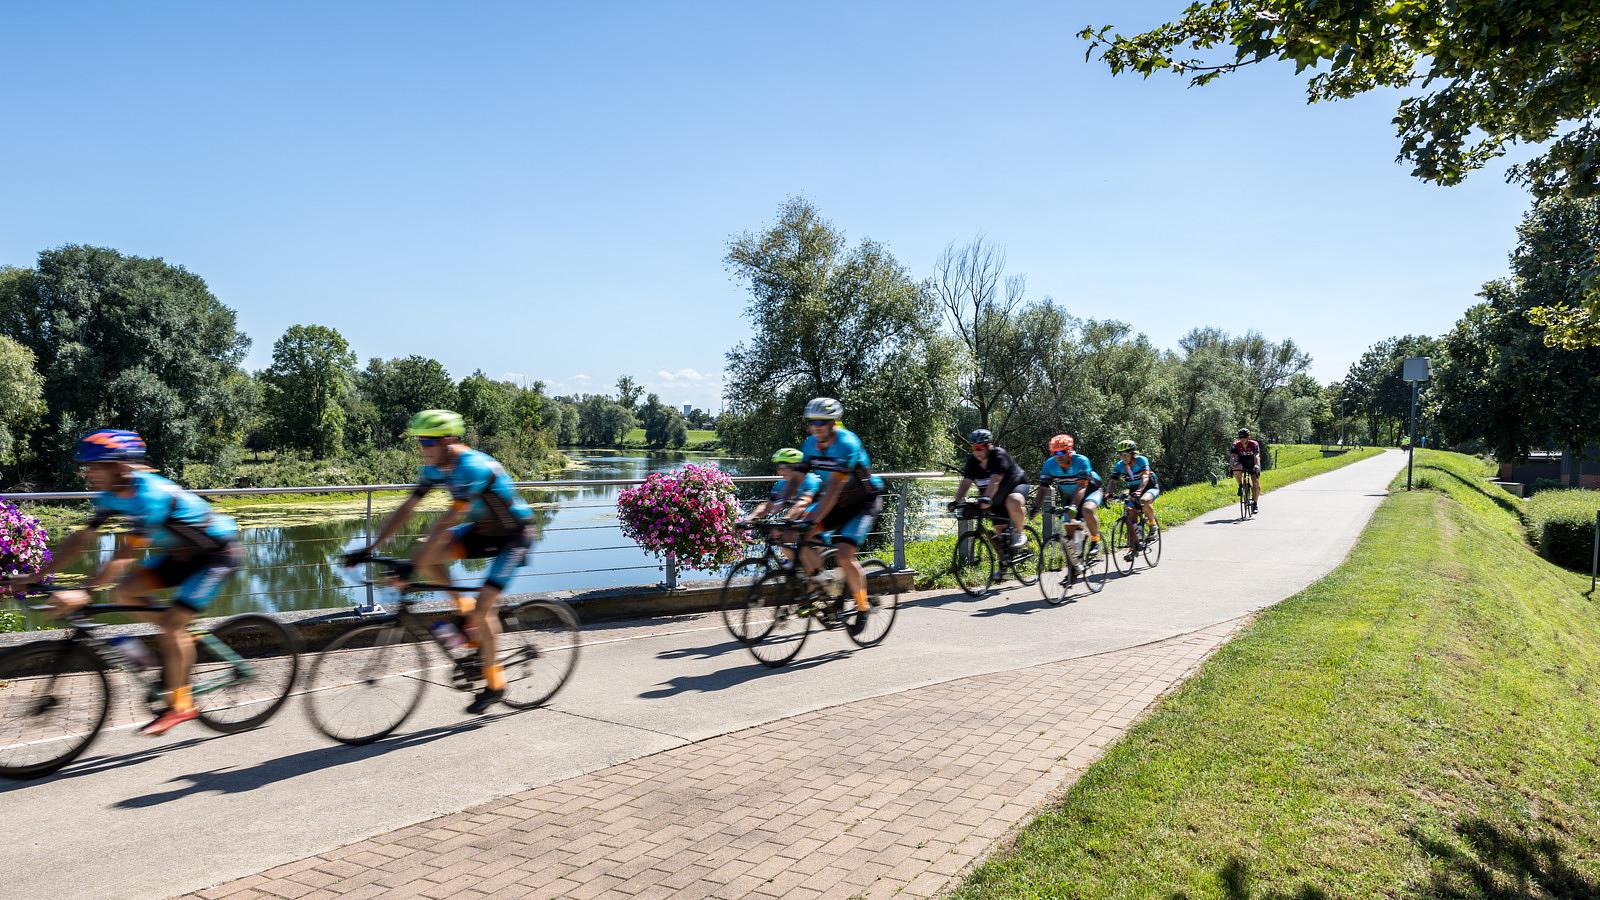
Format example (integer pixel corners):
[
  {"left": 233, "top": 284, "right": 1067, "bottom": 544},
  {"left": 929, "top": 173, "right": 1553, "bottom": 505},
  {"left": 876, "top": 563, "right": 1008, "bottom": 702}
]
[{"left": 0, "top": 2, "right": 1533, "bottom": 412}]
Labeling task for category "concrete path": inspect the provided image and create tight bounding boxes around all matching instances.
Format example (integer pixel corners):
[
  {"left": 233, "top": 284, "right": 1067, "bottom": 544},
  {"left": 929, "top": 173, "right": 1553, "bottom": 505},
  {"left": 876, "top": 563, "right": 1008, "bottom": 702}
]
[{"left": 0, "top": 451, "right": 1404, "bottom": 899}]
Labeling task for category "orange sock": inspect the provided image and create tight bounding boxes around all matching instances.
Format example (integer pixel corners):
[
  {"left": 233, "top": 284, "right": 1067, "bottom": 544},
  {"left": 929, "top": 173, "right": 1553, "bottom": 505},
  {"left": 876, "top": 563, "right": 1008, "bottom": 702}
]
[
  {"left": 168, "top": 685, "right": 194, "bottom": 713},
  {"left": 853, "top": 587, "right": 869, "bottom": 613},
  {"left": 484, "top": 664, "right": 505, "bottom": 691},
  {"left": 453, "top": 594, "right": 476, "bottom": 615}
]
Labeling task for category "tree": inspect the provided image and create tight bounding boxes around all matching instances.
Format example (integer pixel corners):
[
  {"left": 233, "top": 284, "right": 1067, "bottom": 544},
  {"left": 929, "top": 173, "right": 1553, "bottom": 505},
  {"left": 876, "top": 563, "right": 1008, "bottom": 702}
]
[
  {"left": 1081, "top": 3, "right": 1600, "bottom": 346},
  {"left": 614, "top": 375, "right": 643, "bottom": 413},
  {"left": 0, "top": 247, "right": 250, "bottom": 479},
  {"left": 0, "top": 335, "right": 45, "bottom": 468},
  {"left": 576, "top": 395, "right": 635, "bottom": 446},
  {"left": 1156, "top": 332, "right": 1250, "bottom": 485},
  {"left": 356, "top": 355, "right": 458, "bottom": 447},
  {"left": 639, "top": 393, "right": 688, "bottom": 448},
  {"left": 260, "top": 324, "right": 356, "bottom": 457},
  {"left": 457, "top": 370, "right": 517, "bottom": 441},
  {"left": 720, "top": 198, "right": 961, "bottom": 470},
  {"left": 934, "top": 238, "right": 1048, "bottom": 436},
  {"left": 543, "top": 398, "right": 580, "bottom": 445},
  {"left": 1433, "top": 197, "right": 1600, "bottom": 474},
  {"left": 1342, "top": 335, "right": 1441, "bottom": 445}
]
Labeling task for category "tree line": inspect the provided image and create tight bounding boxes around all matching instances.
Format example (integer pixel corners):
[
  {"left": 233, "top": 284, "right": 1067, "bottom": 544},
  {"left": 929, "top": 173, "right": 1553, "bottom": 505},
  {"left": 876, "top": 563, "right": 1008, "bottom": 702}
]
[{"left": 0, "top": 247, "right": 712, "bottom": 490}]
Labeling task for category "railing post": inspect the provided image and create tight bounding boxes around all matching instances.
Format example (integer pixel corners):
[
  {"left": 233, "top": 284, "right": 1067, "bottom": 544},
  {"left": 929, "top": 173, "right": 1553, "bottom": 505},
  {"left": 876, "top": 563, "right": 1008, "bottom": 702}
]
[
  {"left": 360, "top": 489, "right": 378, "bottom": 615},
  {"left": 664, "top": 552, "right": 678, "bottom": 591},
  {"left": 1041, "top": 491, "right": 1055, "bottom": 543},
  {"left": 893, "top": 479, "right": 907, "bottom": 570}
]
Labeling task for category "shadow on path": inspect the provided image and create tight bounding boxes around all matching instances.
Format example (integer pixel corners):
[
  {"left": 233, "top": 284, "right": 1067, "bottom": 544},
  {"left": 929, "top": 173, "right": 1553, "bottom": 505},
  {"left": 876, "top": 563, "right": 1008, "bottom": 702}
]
[
  {"left": 1168, "top": 857, "right": 1328, "bottom": 900},
  {"left": 638, "top": 650, "right": 852, "bottom": 699},
  {"left": 112, "top": 714, "right": 518, "bottom": 809},
  {"left": 655, "top": 635, "right": 746, "bottom": 661},
  {"left": 0, "top": 734, "right": 224, "bottom": 793}
]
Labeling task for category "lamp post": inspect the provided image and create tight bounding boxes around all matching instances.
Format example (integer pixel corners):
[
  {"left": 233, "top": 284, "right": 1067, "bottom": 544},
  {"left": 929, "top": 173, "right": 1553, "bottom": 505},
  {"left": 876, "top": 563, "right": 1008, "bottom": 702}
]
[{"left": 1403, "top": 357, "right": 1431, "bottom": 491}]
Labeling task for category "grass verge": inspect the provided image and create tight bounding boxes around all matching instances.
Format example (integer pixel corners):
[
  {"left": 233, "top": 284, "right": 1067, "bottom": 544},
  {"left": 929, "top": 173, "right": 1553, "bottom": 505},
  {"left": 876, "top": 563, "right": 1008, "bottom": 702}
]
[
  {"left": 905, "top": 446, "right": 1383, "bottom": 590},
  {"left": 952, "top": 449, "right": 1600, "bottom": 897}
]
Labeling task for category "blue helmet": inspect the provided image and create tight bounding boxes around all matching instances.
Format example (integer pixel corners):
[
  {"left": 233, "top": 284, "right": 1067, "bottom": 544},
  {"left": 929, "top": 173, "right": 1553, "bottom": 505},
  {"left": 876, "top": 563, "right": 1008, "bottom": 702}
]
[{"left": 75, "top": 429, "right": 147, "bottom": 463}]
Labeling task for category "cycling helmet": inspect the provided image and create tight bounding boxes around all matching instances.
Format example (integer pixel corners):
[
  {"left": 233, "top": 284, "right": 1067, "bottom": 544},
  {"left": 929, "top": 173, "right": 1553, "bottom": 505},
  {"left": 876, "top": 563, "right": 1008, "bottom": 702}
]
[
  {"left": 1048, "top": 434, "right": 1074, "bottom": 453},
  {"left": 771, "top": 447, "right": 804, "bottom": 465},
  {"left": 75, "top": 429, "right": 147, "bottom": 463},
  {"left": 803, "top": 397, "right": 843, "bottom": 421},
  {"left": 968, "top": 429, "right": 993, "bottom": 446},
  {"left": 1116, "top": 439, "right": 1138, "bottom": 453},
  {"left": 407, "top": 409, "right": 466, "bottom": 438},
  {"left": 1237, "top": 428, "right": 1251, "bottom": 438}
]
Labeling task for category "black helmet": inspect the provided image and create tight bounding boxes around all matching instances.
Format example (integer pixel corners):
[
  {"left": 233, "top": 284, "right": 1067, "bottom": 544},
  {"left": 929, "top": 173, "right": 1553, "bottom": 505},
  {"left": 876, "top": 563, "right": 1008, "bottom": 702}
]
[
  {"left": 968, "top": 429, "right": 994, "bottom": 446},
  {"left": 1237, "top": 428, "right": 1251, "bottom": 437}
]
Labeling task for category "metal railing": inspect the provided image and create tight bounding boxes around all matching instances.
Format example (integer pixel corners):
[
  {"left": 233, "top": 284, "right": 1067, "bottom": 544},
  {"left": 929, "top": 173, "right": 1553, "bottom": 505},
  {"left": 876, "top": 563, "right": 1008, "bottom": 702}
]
[{"left": 1, "top": 472, "right": 946, "bottom": 615}]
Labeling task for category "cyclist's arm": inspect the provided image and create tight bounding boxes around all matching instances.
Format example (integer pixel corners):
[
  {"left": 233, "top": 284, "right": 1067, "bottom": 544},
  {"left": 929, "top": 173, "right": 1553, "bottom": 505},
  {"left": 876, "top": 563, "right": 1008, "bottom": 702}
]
[
  {"left": 88, "top": 535, "right": 143, "bottom": 591},
  {"left": 808, "top": 472, "right": 848, "bottom": 522},
  {"left": 415, "top": 500, "right": 469, "bottom": 569},
  {"left": 370, "top": 491, "right": 427, "bottom": 547},
  {"left": 30, "top": 525, "right": 100, "bottom": 581},
  {"left": 952, "top": 477, "right": 973, "bottom": 504}
]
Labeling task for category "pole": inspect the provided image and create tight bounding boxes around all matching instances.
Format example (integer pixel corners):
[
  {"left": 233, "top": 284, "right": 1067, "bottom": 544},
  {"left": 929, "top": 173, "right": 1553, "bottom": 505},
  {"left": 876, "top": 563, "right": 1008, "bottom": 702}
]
[
  {"left": 664, "top": 553, "right": 678, "bottom": 591},
  {"left": 893, "top": 479, "right": 907, "bottom": 570},
  {"left": 362, "top": 489, "right": 376, "bottom": 613},
  {"left": 1406, "top": 381, "right": 1419, "bottom": 491},
  {"left": 1591, "top": 510, "right": 1598, "bottom": 594}
]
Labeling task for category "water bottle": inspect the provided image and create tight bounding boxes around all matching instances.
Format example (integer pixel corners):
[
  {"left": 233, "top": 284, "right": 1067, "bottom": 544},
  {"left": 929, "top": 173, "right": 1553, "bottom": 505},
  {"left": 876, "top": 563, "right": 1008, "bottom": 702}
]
[
  {"left": 430, "top": 620, "right": 467, "bottom": 654},
  {"left": 114, "top": 635, "right": 155, "bottom": 670},
  {"left": 816, "top": 569, "right": 845, "bottom": 599},
  {"left": 1071, "top": 530, "right": 1088, "bottom": 557}
]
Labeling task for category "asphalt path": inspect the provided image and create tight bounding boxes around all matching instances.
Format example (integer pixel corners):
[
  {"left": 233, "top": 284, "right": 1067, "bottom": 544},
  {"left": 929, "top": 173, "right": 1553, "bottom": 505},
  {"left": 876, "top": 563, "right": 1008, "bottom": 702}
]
[{"left": 1, "top": 450, "right": 1405, "bottom": 899}]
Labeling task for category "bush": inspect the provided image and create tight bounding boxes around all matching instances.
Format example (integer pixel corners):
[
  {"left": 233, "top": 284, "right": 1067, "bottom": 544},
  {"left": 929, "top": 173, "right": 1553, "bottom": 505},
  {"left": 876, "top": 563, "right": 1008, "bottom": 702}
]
[
  {"left": 617, "top": 464, "right": 744, "bottom": 571},
  {"left": 1527, "top": 488, "right": 1600, "bottom": 571}
]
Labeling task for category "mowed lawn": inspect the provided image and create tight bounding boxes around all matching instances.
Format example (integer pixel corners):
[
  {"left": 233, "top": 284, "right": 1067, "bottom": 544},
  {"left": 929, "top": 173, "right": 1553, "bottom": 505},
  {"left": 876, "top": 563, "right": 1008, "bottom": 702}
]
[{"left": 953, "top": 450, "right": 1600, "bottom": 897}]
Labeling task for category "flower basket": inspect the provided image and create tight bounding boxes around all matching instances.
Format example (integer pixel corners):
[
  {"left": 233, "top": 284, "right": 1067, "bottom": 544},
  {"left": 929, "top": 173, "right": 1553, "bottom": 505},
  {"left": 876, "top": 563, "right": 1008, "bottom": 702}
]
[{"left": 616, "top": 464, "right": 743, "bottom": 573}]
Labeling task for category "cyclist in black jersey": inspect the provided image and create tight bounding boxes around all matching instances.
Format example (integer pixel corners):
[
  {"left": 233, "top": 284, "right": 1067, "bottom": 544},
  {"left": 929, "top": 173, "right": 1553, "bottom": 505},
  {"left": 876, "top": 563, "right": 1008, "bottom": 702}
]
[{"left": 949, "top": 429, "right": 1029, "bottom": 550}]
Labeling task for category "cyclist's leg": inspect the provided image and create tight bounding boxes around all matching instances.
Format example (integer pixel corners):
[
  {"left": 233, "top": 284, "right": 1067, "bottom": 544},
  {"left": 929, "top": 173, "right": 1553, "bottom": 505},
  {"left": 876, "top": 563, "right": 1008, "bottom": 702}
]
[
  {"left": 1251, "top": 469, "right": 1262, "bottom": 503},
  {"left": 1080, "top": 491, "right": 1103, "bottom": 541},
  {"left": 830, "top": 499, "right": 878, "bottom": 611},
  {"left": 1141, "top": 488, "right": 1160, "bottom": 525},
  {"left": 1005, "top": 487, "right": 1027, "bottom": 541}
]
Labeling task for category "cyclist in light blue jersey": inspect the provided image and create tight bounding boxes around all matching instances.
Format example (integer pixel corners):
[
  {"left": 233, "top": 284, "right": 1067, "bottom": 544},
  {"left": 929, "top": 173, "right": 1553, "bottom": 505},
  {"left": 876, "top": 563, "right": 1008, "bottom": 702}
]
[
  {"left": 346, "top": 409, "right": 535, "bottom": 714},
  {"left": 1030, "top": 433, "right": 1105, "bottom": 557},
  {"left": 1110, "top": 439, "right": 1160, "bottom": 530},
  {"left": 19, "top": 429, "right": 242, "bottom": 736},
  {"left": 795, "top": 397, "right": 884, "bottom": 633}
]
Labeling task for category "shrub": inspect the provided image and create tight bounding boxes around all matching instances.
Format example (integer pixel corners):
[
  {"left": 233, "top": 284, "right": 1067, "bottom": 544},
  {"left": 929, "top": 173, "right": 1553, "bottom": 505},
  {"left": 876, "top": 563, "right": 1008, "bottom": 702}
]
[
  {"left": 617, "top": 464, "right": 744, "bottom": 571},
  {"left": 1527, "top": 489, "right": 1600, "bottom": 571}
]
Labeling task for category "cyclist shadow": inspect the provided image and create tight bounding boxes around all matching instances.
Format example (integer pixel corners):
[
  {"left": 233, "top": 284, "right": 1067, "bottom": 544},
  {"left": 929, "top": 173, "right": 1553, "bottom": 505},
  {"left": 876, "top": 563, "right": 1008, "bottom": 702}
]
[
  {"left": 905, "top": 589, "right": 991, "bottom": 609},
  {"left": 656, "top": 636, "right": 747, "bottom": 661},
  {"left": 638, "top": 649, "right": 852, "bottom": 699},
  {"left": 0, "top": 735, "right": 222, "bottom": 792},
  {"left": 109, "top": 714, "right": 517, "bottom": 809}
]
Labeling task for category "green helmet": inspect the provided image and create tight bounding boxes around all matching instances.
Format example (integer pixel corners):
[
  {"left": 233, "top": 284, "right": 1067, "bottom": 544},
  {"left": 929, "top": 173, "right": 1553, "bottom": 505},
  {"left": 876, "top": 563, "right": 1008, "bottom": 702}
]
[
  {"left": 1116, "top": 439, "right": 1138, "bottom": 453},
  {"left": 771, "top": 447, "right": 804, "bottom": 465},
  {"left": 406, "top": 409, "right": 465, "bottom": 438}
]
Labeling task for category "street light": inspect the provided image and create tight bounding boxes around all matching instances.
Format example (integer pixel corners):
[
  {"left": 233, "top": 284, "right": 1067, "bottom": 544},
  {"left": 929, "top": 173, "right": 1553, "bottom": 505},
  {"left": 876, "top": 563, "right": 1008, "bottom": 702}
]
[{"left": 1403, "top": 356, "right": 1431, "bottom": 491}]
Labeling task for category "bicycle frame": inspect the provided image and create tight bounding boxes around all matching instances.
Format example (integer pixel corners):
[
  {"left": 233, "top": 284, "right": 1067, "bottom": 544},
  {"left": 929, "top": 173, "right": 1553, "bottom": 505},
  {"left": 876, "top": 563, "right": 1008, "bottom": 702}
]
[{"left": 40, "top": 603, "right": 256, "bottom": 701}]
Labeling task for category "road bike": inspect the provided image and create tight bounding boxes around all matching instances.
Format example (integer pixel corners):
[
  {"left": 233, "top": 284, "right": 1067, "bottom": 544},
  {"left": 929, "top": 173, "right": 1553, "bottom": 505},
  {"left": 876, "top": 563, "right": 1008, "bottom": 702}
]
[
  {"left": 303, "top": 557, "right": 580, "bottom": 745},
  {"left": 1234, "top": 468, "right": 1256, "bottom": 521},
  {"left": 0, "top": 592, "right": 301, "bottom": 779},
  {"left": 719, "top": 517, "right": 806, "bottom": 644},
  {"left": 949, "top": 499, "right": 1042, "bottom": 597},
  {"left": 740, "top": 536, "right": 899, "bottom": 667},
  {"left": 1107, "top": 493, "right": 1162, "bottom": 575},
  {"left": 1037, "top": 505, "right": 1110, "bottom": 605}
]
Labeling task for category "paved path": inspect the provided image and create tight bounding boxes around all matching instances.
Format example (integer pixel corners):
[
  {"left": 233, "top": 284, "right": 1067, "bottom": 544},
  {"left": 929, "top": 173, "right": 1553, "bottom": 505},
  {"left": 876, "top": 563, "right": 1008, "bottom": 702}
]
[{"left": 0, "top": 451, "right": 1404, "bottom": 899}]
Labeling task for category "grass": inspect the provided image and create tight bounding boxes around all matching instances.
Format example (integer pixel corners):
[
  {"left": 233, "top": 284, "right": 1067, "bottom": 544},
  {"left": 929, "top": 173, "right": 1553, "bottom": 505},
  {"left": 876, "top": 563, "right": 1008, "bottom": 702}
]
[
  {"left": 952, "top": 449, "right": 1600, "bottom": 898},
  {"left": 904, "top": 445, "right": 1383, "bottom": 590},
  {"left": 620, "top": 428, "right": 719, "bottom": 447},
  {"left": 1527, "top": 488, "right": 1600, "bottom": 572}
]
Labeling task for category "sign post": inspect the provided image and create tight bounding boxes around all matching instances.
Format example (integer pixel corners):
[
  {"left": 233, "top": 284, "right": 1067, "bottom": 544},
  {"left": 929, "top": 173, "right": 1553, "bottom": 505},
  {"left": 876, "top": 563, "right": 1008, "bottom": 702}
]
[{"left": 1402, "top": 357, "right": 1432, "bottom": 491}]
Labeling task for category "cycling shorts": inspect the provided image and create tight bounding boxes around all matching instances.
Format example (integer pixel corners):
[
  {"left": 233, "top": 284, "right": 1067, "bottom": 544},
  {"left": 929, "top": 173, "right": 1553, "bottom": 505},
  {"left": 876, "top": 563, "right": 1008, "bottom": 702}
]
[
  {"left": 1138, "top": 487, "right": 1160, "bottom": 503},
  {"left": 449, "top": 523, "right": 532, "bottom": 591},
  {"left": 134, "top": 543, "right": 242, "bottom": 612},
  {"left": 1234, "top": 456, "right": 1259, "bottom": 473},
  {"left": 820, "top": 495, "right": 883, "bottom": 547},
  {"left": 1078, "top": 488, "right": 1105, "bottom": 508}
]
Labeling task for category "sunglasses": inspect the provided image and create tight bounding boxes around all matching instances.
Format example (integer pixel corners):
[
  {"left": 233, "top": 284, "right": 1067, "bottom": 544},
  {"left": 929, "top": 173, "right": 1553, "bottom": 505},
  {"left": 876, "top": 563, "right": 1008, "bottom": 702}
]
[
  {"left": 417, "top": 437, "right": 443, "bottom": 447},
  {"left": 1052, "top": 449, "right": 1070, "bottom": 456},
  {"left": 971, "top": 443, "right": 990, "bottom": 451},
  {"left": 805, "top": 419, "right": 833, "bottom": 427}
]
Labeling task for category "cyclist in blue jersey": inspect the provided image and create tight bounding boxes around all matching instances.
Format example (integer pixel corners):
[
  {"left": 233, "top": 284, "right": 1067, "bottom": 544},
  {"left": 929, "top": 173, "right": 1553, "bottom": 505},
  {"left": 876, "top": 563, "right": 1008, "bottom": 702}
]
[
  {"left": 345, "top": 409, "right": 536, "bottom": 714},
  {"left": 794, "top": 397, "right": 884, "bottom": 633},
  {"left": 17, "top": 429, "right": 242, "bottom": 736},
  {"left": 1029, "top": 433, "right": 1105, "bottom": 558},
  {"left": 748, "top": 448, "right": 822, "bottom": 522},
  {"left": 1110, "top": 439, "right": 1160, "bottom": 528}
]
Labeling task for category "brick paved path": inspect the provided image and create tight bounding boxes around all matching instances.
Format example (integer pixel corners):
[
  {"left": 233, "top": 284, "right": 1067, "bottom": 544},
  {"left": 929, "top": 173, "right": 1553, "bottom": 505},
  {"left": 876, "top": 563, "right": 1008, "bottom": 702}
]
[{"left": 188, "top": 618, "right": 1243, "bottom": 900}]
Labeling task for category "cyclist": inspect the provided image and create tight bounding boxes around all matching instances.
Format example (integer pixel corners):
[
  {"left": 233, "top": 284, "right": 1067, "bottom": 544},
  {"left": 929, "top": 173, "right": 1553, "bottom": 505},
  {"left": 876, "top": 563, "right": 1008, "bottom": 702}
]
[
  {"left": 1110, "top": 439, "right": 1160, "bottom": 560},
  {"left": 17, "top": 429, "right": 242, "bottom": 737},
  {"left": 950, "top": 429, "right": 1029, "bottom": 550},
  {"left": 1230, "top": 428, "right": 1262, "bottom": 514},
  {"left": 747, "top": 448, "right": 822, "bottom": 523},
  {"left": 1031, "top": 433, "right": 1104, "bottom": 558},
  {"left": 794, "top": 397, "right": 884, "bottom": 633},
  {"left": 344, "top": 409, "right": 535, "bottom": 715}
]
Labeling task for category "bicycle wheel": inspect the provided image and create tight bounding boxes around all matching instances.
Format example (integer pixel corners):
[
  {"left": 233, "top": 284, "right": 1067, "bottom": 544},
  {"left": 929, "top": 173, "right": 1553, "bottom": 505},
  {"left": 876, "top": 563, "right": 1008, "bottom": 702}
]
[
  {"left": 1141, "top": 519, "right": 1163, "bottom": 568},
  {"left": 952, "top": 531, "right": 998, "bottom": 597},
  {"left": 743, "top": 570, "right": 811, "bottom": 668},
  {"left": 193, "top": 614, "right": 302, "bottom": 733},
  {"left": 0, "top": 640, "right": 110, "bottom": 779},
  {"left": 305, "top": 623, "right": 429, "bottom": 745},
  {"left": 842, "top": 558, "right": 899, "bottom": 648},
  {"left": 1109, "top": 517, "right": 1136, "bottom": 576},
  {"left": 1038, "top": 535, "right": 1074, "bottom": 605},
  {"left": 498, "top": 599, "right": 581, "bottom": 710},
  {"left": 1240, "top": 483, "right": 1251, "bottom": 521},
  {"left": 720, "top": 556, "right": 775, "bottom": 643},
  {"left": 1083, "top": 537, "right": 1110, "bottom": 594},
  {"left": 1006, "top": 527, "right": 1043, "bottom": 587}
]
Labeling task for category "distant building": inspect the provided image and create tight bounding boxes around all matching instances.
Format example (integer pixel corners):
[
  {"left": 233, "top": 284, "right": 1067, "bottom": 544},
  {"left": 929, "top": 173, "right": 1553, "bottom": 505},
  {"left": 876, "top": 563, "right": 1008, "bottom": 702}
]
[
  {"left": 682, "top": 404, "right": 692, "bottom": 416},
  {"left": 1499, "top": 445, "right": 1600, "bottom": 489}
]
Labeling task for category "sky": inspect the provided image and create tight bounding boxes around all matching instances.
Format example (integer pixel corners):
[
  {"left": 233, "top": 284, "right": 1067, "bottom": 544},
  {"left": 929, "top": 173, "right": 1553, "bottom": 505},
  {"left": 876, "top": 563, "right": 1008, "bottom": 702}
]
[{"left": 0, "top": 2, "right": 1535, "bottom": 413}]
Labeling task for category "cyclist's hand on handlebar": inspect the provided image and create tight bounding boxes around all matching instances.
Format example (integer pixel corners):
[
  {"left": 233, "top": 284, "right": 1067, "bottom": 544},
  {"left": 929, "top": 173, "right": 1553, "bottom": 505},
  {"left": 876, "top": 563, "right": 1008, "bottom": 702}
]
[
  {"left": 945, "top": 500, "right": 960, "bottom": 512},
  {"left": 49, "top": 589, "right": 91, "bottom": 617},
  {"left": 341, "top": 547, "right": 375, "bottom": 568}
]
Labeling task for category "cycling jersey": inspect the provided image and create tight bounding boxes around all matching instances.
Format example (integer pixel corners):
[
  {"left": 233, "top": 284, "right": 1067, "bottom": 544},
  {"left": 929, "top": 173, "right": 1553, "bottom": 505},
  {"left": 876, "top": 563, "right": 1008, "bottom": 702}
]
[
  {"left": 1231, "top": 440, "right": 1261, "bottom": 470},
  {"left": 1039, "top": 453, "right": 1102, "bottom": 497},
  {"left": 769, "top": 472, "right": 823, "bottom": 503},
  {"left": 88, "top": 470, "right": 237, "bottom": 553},
  {"left": 962, "top": 447, "right": 1028, "bottom": 495},
  {"left": 800, "top": 426, "right": 884, "bottom": 509},
  {"left": 1111, "top": 455, "right": 1159, "bottom": 489},
  {"left": 414, "top": 447, "right": 534, "bottom": 536}
]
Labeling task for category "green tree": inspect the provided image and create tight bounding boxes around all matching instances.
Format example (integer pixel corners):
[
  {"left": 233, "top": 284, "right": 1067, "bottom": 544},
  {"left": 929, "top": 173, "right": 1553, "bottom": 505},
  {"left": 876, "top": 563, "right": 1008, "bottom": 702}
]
[
  {"left": 1342, "top": 334, "right": 1441, "bottom": 445},
  {"left": 261, "top": 324, "right": 356, "bottom": 457},
  {"left": 1156, "top": 332, "right": 1250, "bottom": 485},
  {"left": 544, "top": 398, "right": 580, "bottom": 445},
  {"left": 356, "top": 355, "right": 458, "bottom": 447},
  {"left": 0, "top": 334, "right": 45, "bottom": 467},
  {"left": 457, "top": 370, "right": 517, "bottom": 441},
  {"left": 614, "top": 375, "right": 643, "bottom": 413},
  {"left": 1080, "top": 3, "right": 1600, "bottom": 347},
  {"left": 0, "top": 247, "right": 250, "bottom": 479},
  {"left": 720, "top": 198, "right": 961, "bottom": 470},
  {"left": 639, "top": 393, "right": 688, "bottom": 448},
  {"left": 576, "top": 395, "right": 635, "bottom": 446}
]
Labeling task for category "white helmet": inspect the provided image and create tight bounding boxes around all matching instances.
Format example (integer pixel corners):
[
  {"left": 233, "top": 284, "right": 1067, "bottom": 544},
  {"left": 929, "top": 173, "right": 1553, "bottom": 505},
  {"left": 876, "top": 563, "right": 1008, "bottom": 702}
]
[{"left": 804, "top": 397, "right": 843, "bottom": 421}]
